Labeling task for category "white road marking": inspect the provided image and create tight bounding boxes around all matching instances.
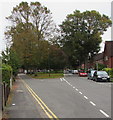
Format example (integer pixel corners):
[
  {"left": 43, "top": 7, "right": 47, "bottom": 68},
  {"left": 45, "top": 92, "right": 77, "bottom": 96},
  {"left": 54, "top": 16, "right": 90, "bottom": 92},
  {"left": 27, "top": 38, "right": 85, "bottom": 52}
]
[
  {"left": 76, "top": 89, "right": 78, "bottom": 91},
  {"left": 60, "top": 78, "right": 63, "bottom": 81},
  {"left": 63, "top": 78, "right": 66, "bottom": 81},
  {"left": 68, "top": 83, "right": 71, "bottom": 86},
  {"left": 66, "top": 81, "right": 70, "bottom": 85},
  {"left": 79, "top": 92, "right": 82, "bottom": 94},
  {"left": 12, "top": 103, "right": 16, "bottom": 106},
  {"left": 16, "top": 90, "right": 23, "bottom": 93},
  {"left": 90, "top": 101, "right": 96, "bottom": 106},
  {"left": 61, "top": 77, "right": 110, "bottom": 118},
  {"left": 99, "top": 110, "right": 109, "bottom": 118},
  {"left": 84, "top": 96, "right": 88, "bottom": 99}
]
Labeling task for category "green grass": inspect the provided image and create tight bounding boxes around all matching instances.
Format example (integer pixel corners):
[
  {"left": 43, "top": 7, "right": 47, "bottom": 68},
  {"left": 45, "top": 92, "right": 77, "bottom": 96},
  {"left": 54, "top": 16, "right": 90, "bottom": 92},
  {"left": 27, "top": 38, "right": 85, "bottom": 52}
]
[{"left": 29, "top": 73, "right": 64, "bottom": 79}]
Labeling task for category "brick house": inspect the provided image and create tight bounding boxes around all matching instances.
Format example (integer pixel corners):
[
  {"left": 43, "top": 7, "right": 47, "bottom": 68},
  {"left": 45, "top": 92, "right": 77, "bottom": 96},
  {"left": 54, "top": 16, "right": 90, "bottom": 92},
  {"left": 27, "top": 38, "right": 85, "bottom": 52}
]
[
  {"left": 93, "top": 41, "right": 113, "bottom": 68},
  {"left": 94, "top": 52, "right": 104, "bottom": 65},
  {"left": 103, "top": 41, "right": 113, "bottom": 68},
  {"left": 79, "top": 41, "right": 113, "bottom": 69}
]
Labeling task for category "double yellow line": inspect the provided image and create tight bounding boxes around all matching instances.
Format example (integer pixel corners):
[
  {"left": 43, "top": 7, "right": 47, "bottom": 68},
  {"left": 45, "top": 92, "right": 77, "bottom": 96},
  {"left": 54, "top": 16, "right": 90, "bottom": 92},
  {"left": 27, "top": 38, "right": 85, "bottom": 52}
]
[{"left": 22, "top": 80, "right": 59, "bottom": 120}]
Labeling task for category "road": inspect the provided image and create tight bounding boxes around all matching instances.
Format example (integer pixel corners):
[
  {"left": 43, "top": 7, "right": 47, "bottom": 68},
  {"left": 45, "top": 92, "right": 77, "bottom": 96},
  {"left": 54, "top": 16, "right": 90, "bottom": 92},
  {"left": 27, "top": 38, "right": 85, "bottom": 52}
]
[{"left": 6, "top": 74, "right": 111, "bottom": 119}]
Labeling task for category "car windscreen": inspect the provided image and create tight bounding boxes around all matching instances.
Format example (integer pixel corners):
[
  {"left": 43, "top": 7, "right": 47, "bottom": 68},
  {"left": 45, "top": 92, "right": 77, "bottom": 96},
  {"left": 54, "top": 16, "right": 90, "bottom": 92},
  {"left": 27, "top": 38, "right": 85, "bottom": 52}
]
[{"left": 97, "top": 71, "right": 108, "bottom": 76}]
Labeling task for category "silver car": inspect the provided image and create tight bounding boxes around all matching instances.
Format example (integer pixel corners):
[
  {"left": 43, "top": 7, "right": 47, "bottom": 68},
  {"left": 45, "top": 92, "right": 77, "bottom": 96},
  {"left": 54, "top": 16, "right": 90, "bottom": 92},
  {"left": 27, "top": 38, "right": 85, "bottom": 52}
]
[{"left": 87, "top": 70, "right": 96, "bottom": 80}]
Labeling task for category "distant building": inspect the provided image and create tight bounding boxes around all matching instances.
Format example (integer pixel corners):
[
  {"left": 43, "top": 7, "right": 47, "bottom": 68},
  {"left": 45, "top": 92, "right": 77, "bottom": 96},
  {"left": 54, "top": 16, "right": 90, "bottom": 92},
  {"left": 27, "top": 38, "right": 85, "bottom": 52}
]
[
  {"left": 103, "top": 41, "right": 113, "bottom": 68},
  {"left": 79, "top": 41, "right": 113, "bottom": 69},
  {"left": 94, "top": 52, "right": 104, "bottom": 65},
  {"left": 93, "top": 41, "right": 113, "bottom": 68}
]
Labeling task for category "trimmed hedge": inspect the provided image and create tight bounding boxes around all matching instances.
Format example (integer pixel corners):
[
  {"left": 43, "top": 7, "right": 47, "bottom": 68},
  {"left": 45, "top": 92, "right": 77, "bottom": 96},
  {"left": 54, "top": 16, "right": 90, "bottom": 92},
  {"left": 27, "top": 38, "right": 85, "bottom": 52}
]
[{"left": 2, "top": 64, "right": 12, "bottom": 86}]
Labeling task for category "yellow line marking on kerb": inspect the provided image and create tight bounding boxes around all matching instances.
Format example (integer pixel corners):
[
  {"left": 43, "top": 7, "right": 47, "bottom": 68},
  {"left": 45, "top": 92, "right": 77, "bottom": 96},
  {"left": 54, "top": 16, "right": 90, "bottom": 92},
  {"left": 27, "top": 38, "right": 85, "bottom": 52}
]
[{"left": 21, "top": 80, "right": 59, "bottom": 120}]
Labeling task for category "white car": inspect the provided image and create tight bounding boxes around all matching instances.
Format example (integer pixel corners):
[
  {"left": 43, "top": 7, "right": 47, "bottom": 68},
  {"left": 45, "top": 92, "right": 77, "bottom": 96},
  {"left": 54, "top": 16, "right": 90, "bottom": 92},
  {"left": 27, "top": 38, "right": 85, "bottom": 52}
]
[{"left": 73, "top": 70, "right": 78, "bottom": 74}]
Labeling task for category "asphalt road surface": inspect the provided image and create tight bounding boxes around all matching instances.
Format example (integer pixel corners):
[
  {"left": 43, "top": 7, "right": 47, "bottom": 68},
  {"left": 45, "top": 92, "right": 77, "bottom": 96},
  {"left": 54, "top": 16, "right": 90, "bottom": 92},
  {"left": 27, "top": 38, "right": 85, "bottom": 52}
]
[{"left": 10, "top": 73, "right": 111, "bottom": 119}]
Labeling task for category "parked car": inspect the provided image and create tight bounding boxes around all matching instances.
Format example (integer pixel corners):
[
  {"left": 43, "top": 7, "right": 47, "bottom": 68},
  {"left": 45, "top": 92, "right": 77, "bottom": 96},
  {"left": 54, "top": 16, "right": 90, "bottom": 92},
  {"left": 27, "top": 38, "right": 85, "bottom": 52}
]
[
  {"left": 72, "top": 70, "right": 78, "bottom": 74},
  {"left": 93, "top": 71, "right": 110, "bottom": 82},
  {"left": 79, "top": 70, "right": 88, "bottom": 77},
  {"left": 87, "top": 70, "right": 96, "bottom": 80}
]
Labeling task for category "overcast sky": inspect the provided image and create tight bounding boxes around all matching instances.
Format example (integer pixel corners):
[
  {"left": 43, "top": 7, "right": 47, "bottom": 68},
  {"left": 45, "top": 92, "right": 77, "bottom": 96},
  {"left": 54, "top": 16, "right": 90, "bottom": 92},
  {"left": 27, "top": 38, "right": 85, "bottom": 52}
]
[{"left": 0, "top": 0, "right": 112, "bottom": 54}]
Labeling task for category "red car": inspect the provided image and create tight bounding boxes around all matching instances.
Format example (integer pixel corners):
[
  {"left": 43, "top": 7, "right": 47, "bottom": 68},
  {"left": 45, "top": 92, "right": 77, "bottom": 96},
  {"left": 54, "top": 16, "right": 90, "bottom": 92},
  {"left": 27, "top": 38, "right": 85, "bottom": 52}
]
[{"left": 79, "top": 70, "right": 88, "bottom": 77}]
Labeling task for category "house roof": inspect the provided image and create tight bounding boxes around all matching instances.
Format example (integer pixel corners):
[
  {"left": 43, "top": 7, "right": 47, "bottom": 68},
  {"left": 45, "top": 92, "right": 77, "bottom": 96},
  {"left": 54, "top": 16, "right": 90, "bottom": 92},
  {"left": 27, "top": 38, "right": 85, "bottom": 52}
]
[
  {"left": 104, "top": 41, "right": 113, "bottom": 57},
  {"left": 94, "top": 53, "right": 104, "bottom": 61}
]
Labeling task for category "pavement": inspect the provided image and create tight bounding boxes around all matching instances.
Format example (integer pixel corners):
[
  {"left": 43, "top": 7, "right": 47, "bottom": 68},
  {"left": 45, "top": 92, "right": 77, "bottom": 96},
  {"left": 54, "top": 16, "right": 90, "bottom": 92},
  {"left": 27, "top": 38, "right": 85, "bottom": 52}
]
[
  {"left": 5, "top": 75, "right": 47, "bottom": 119},
  {"left": 4, "top": 74, "right": 112, "bottom": 119}
]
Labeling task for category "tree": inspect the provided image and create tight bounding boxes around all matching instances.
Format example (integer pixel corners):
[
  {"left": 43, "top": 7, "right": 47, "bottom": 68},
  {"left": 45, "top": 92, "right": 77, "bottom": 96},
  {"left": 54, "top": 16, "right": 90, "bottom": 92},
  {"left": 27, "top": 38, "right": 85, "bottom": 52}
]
[
  {"left": 5, "top": 2, "right": 57, "bottom": 70},
  {"left": 48, "top": 45, "right": 68, "bottom": 70},
  {"left": 2, "top": 47, "right": 21, "bottom": 76},
  {"left": 59, "top": 10, "right": 112, "bottom": 68}
]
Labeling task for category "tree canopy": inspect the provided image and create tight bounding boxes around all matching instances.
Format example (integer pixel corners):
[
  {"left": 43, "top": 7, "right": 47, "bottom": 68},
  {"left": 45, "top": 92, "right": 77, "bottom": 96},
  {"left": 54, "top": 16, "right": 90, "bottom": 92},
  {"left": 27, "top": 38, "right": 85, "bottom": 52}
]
[
  {"left": 4, "top": 1, "right": 67, "bottom": 71},
  {"left": 59, "top": 10, "right": 112, "bottom": 68}
]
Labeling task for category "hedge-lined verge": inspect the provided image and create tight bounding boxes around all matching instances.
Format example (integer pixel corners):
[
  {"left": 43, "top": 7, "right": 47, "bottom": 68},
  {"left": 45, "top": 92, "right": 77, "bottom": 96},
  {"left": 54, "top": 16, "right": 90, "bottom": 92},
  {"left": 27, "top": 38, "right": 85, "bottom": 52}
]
[{"left": 2, "top": 64, "right": 12, "bottom": 86}]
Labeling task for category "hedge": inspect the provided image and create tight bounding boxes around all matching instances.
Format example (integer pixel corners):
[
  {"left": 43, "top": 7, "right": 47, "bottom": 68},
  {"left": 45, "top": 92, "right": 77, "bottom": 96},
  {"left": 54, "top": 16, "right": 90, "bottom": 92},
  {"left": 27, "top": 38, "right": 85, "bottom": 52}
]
[
  {"left": 2, "top": 64, "right": 12, "bottom": 86},
  {"left": 102, "top": 68, "right": 113, "bottom": 78}
]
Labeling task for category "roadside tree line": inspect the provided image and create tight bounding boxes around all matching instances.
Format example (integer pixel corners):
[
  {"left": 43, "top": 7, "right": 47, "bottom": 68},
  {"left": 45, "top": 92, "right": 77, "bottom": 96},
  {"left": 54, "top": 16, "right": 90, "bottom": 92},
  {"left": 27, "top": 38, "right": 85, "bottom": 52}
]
[{"left": 2, "top": 1, "right": 112, "bottom": 74}]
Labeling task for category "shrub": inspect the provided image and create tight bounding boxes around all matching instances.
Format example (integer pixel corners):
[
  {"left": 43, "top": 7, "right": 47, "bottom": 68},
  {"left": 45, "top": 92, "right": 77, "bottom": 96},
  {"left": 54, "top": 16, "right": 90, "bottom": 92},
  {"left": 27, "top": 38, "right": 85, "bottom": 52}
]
[
  {"left": 110, "top": 68, "right": 113, "bottom": 78},
  {"left": 2, "top": 64, "right": 12, "bottom": 86},
  {"left": 103, "top": 68, "right": 113, "bottom": 78},
  {"left": 102, "top": 68, "right": 111, "bottom": 75},
  {"left": 95, "top": 63, "right": 107, "bottom": 71}
]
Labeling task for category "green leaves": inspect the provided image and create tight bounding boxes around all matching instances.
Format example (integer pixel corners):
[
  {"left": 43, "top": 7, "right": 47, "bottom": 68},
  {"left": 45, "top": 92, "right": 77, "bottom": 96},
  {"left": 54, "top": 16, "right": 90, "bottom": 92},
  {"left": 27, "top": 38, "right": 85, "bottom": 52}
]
[
  {"left": 60, "top": 10, "right": 112, "bottom": 67},
  {"left": 2, "top": 64, "right": 12, "bottom": 85},
  {"left": 5, "top": 1, "right": 60, "bottom": 71}
]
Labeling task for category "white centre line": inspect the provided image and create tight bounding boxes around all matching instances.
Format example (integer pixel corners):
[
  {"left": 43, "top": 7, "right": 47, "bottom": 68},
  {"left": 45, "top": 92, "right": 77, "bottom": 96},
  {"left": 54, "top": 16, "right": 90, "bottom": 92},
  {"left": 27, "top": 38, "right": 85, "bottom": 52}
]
[
  {"left": 68, "top": 82, "right": 70, "bottom": 85},
  {"left": 90, "top": 101, "right": 96, "bottom": 106},
  {"left": 60, "top": 78, "right": 63, "bottom": 81},
  {"left": 84, "top": 96, "right": 88, "bottom": 100},
  {"left": 76, "top": 89, "right": 78, "bottom": 91},
  {"left": 79, "top": 92, "right": 83, "bottom": 94},
  {"left": 73, "top": 86, "right": 75, "bottom": 88},
  {"left": 76, "top": 88, "right": 78, "bottom": 91},
  {"left": 70, "top": 84, "right": 73, "bottom": 86},
  {"left": 99, "top": 110, "right": 109, "bottom": 118}
]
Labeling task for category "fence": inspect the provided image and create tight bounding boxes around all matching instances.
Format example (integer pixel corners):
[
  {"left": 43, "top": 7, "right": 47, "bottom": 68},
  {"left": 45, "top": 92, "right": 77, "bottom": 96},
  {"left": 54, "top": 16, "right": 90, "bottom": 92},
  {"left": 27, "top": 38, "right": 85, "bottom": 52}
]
[{"left": 0, "top": 83, "right": 10, "bottom": 112}]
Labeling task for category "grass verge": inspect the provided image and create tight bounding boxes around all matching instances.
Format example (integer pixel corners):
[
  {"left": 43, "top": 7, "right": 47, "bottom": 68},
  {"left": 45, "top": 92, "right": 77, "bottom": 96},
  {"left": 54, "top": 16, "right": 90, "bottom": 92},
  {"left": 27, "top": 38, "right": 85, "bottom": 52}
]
[{"left": 29, "top": 73, "right": 64, "bottom": 79}]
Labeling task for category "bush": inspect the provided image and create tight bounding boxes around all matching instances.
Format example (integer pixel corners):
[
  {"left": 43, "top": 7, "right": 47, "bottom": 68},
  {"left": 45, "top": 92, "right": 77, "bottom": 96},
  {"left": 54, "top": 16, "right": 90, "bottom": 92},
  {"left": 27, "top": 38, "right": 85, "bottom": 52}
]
[
  {"left": 102, "top": 68, "right": 113, "bottom": 78},
  {"left": 110, "top": 68, "right": 113, "bottom": 78},
  {"left": 95, "top": 63, "right": 107, "bottom": 71},
  {"left": 2, "top": 64, "right": 12, "bottom": 86},
  {"left": 102, "top": 68, "right": 111, "bottom": 75}
]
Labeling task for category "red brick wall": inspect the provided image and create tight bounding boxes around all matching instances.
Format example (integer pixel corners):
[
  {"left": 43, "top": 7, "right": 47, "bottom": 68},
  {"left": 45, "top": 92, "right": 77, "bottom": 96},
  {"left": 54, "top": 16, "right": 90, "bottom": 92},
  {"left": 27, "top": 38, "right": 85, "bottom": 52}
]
[
  {"left": 109, "top": 57, "right": 113, "bottom": 68},
  {"left": 104, "top": 57, "right": 113, "bottom": 68}
]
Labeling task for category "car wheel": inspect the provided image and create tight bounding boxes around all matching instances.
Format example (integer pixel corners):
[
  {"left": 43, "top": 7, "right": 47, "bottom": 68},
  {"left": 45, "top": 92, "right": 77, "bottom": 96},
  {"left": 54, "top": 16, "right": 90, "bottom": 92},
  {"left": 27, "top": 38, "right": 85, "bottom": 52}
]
[{"left": 93, "top": 78, "right": 95, "bottom": 81}]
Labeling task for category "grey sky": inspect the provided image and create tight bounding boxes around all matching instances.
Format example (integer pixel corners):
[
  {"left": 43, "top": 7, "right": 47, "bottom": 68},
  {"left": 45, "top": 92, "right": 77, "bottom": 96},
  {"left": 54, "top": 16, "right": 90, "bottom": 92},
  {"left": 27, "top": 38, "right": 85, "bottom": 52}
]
[{"left": 0, "top": 0, "right": 112, "bottom": 54}]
